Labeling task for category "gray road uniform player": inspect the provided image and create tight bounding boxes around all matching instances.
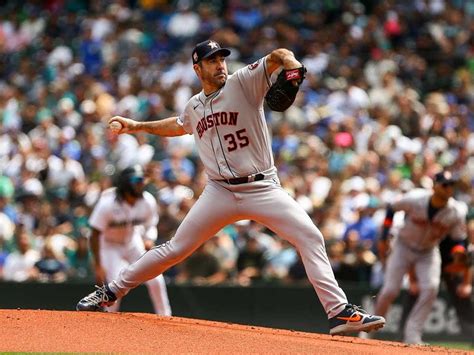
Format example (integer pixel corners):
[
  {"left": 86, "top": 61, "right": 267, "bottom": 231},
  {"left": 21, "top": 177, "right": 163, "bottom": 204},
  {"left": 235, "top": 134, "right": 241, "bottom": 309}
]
[
  {"left": 77, "top": 40, "right": 384, "bottom": 335},
  {"left": 375, "top": 171, "right": 467, "bottom": 344}
]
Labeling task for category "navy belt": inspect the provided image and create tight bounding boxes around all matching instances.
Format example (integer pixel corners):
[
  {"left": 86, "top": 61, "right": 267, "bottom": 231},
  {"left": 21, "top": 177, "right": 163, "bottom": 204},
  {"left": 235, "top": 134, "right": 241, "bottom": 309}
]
[{"left": 220, "top": 173, "right": 265, "bottom": 185}]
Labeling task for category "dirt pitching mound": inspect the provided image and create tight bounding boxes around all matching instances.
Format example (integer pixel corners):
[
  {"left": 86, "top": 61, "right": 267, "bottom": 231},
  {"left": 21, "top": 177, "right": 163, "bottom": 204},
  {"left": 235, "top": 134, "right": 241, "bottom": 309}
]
[{"left": 0, "top": 309, "right": 465, "bottom": 354}]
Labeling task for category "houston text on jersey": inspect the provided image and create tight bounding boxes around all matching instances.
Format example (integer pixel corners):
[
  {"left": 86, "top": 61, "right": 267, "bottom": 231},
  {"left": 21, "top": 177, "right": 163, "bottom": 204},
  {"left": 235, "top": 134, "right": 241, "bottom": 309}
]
[{"left": 196, "top": 111, "right": 239, "bottom": 138}]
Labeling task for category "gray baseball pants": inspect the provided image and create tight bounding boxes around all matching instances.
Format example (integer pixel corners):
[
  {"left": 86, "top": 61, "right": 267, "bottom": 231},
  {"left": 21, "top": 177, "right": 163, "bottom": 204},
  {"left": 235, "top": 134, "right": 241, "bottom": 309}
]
[
  {"left": 375, "top": 241, "right": 441, "bottom": 344},
  {"left": 109, "top": 176, "right": 348, "bottom": 318}
]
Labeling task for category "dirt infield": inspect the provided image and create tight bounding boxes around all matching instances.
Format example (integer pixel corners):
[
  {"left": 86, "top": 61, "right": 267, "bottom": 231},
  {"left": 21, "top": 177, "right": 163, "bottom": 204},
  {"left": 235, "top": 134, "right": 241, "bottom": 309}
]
[{"left": 0, "top": 309, "right": 468, "bottom": 354}]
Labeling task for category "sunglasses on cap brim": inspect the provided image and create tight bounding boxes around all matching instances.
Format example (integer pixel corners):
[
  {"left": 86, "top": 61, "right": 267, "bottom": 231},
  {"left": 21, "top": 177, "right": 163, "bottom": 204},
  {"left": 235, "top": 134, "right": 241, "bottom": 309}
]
[
  {"left": 129, "top": 176, "right": 145, "bottom": 184},
  {"left": 440, "top": 181, "right": 455, "bottom": 187}
]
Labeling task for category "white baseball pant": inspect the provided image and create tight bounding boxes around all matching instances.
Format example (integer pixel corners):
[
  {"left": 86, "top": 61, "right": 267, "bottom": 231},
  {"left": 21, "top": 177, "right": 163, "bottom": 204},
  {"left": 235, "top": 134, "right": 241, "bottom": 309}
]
[{"left": 101, "top": 235, "right": 172, "bottom": 316}]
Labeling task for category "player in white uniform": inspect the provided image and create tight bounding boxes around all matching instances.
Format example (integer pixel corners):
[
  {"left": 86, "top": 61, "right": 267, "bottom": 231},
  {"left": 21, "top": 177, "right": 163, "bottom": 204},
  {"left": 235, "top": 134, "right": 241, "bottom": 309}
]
[
  {"left": 76, "top": 40, "right": 385, "bottom": 335},
  {"left": 79, "top": 165, "right": 171, "bottom": 315},
  {"left": 375, "top": 171, "right": 468, "bottom": 344}
]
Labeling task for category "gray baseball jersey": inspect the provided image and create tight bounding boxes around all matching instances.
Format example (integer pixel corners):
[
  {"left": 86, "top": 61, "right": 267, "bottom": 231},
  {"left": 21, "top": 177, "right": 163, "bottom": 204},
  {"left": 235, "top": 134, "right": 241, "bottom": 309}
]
[
  {"left": 177, "top": 57, "right": 274, "bottom": 180},
  {"left": 391, "top": 189, "right": 467, "bottom": 251},
  {"left": 375, "top": 188, "right": 467, "bottom": 344}
]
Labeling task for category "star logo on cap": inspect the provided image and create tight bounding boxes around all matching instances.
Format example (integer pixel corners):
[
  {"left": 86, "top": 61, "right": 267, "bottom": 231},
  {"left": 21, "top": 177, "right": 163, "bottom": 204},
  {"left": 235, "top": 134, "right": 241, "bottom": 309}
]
[{"left": 208, "top": 41, "right": 219, "bottom": 49}]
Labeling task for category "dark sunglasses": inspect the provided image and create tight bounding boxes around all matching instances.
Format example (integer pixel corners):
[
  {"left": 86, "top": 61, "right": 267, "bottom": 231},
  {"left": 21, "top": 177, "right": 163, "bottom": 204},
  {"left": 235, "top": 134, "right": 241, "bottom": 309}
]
[
  {"left": 441, "top": 182, "right": 455, "bottom": 188},
  {"left": 129, "top": 176, "right": 145, "bottom": 184}
]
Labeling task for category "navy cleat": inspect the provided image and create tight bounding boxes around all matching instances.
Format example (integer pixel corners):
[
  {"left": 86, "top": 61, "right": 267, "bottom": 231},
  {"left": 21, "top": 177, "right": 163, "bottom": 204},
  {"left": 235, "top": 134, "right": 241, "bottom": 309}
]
[
  {"left": 76, "top": 284, "right": 117, "bottom": 311},
  {"left": 329, "top": 304, "right": 385, "bottom": 335}
]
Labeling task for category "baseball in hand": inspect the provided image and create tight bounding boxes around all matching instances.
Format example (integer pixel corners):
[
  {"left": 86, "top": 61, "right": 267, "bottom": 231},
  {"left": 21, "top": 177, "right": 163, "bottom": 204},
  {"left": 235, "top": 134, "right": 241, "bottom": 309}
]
[{"left": 109, "top": 121, "right": 123, "bottom": 133}]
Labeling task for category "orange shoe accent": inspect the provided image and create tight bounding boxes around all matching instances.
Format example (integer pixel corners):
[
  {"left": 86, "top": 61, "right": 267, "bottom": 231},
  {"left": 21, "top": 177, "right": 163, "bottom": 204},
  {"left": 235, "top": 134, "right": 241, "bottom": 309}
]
[{"left": 337, "top": 314, "right": 362, "bottom": 322}]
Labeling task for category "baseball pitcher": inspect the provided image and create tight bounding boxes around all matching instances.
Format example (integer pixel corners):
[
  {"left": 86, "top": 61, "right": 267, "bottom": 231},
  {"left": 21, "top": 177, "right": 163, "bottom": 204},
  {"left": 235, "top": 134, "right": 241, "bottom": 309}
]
[{"left": 77, "top": 40, "right": 384, "bottom": 335}]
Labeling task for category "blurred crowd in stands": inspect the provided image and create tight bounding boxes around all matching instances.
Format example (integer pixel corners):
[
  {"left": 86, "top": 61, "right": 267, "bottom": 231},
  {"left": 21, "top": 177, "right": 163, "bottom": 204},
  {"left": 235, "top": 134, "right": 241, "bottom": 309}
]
[{"left": 0, "top": 0, "right": 473, "bottom": 287}]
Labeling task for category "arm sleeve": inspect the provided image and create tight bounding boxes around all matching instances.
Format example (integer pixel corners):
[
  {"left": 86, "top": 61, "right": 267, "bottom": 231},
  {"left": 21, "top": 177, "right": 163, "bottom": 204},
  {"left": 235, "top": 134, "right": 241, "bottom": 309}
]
[
  {"left": 391, "top": 190, "right": 423, "bottom": 212},
  {"left": 449, "top": 202, "right": 468, "bottom": 241},
  {"left": 88, "top": 195, "right": 109, "bottom": 232},
  {"left": 234, "top": 56, "right": 273, "bottom": 107},
  {"left": 380, "top": 206, "right": 395, "bottom": 241}
]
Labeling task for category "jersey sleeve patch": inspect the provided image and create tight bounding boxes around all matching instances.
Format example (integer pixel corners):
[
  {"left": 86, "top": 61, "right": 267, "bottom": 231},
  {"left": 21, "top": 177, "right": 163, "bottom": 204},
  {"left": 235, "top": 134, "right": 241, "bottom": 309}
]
[
  {"left": 176, "top": 114, "right": 185, "bottom": 126},
  {"left": 177, "top": 113, "right": 193, "bottom": 134},
  {"left": 248, "top": 60, "right": 260, "bottom": 70}
]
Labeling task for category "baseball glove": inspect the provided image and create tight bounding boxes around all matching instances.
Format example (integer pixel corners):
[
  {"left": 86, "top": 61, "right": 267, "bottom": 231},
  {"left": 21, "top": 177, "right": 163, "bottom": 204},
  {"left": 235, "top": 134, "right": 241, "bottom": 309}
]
[{"left": 265, "top": 66, "right": 306, "bottom": 112}]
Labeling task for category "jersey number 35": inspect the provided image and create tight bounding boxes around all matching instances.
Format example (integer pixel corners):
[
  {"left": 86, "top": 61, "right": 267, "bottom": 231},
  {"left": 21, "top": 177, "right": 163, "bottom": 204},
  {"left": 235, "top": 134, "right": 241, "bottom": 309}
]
[{"left": 224, "top": 129, "right": 250, "bottom": 152}]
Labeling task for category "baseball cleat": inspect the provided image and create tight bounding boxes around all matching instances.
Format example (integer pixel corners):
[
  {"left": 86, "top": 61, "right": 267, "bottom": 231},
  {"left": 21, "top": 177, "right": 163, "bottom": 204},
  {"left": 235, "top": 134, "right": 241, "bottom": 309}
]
[
  {"left": 76, "top": 284, "right": 117, "bottom": 311},
  {"left": 329, "top": 304, "right": 385, "bottom": 335}
]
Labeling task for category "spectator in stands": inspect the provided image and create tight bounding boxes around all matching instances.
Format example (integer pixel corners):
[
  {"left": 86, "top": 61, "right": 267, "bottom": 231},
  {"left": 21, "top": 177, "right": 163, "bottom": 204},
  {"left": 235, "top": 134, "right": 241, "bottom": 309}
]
[
  {"left": 0, "top": 233, "right": 10, "bottom": 279},
  {"left": 32, "top": 239, "right": 68, "bottom": 283},
  {"left": 175, "top": 240, "right": 227, "bottom": 285},
  {"left": 236, "top": 235, "right": 266, "bottom": 286},
  {"left": 343, "top": 193, "right": 378, "bottom": 251},
  {"left": 161, "top": 146, "right": 196, "bottom": 186},
  {"left": 207, "top": 231, "right": 238, "bottom": 280},
  {"left": 340, "top": 230, "right": 376, "bottom": 283},
  {"left": 65, "top": 234, "right": 94, "bottom": 281},
  {"left": 2, "top": 227, "right": 40, "bottom": 282},
  {"left": 264, "top": 239, "right": 298, "bottom": 281},
  {"left": 285, "top": 252, "right": 308, "bottom": 285},
  {"left": 0, "top": 176, "right": 18, "bottom": 225},
  {"left": 0, "top": 177, "right": 16, "bottom": 253}
]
